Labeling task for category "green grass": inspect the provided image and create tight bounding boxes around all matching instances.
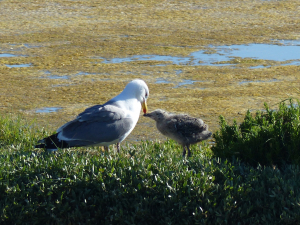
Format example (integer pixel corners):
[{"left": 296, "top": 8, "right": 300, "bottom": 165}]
[
  {"left": 1, "top": 114, "right": 300, "bottom": 224},
  {"left": 212, "top": 99, "right": 300, "bottom": 167}
]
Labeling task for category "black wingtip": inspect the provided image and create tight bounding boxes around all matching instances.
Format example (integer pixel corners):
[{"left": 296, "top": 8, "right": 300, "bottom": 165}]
[
  {"left": 34, "top": 144, "right": 46, "bottom": 149},
  {"left": 34, "top": 133, "right": 70, "bottom": 150}
]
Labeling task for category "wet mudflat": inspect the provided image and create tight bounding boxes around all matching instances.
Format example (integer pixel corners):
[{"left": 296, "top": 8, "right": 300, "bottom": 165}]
[{"left": 0, "top": 0, "right": 299, "bottom": 143}]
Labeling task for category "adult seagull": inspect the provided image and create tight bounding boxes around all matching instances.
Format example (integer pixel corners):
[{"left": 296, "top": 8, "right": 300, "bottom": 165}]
[{"left": 35, "top": 79, "right": 149, "bottom": 152}]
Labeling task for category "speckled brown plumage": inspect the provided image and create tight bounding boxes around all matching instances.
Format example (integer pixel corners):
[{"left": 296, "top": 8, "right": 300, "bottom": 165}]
[{"left": 144, "top": 109, "right": 212, "bottom": 157}]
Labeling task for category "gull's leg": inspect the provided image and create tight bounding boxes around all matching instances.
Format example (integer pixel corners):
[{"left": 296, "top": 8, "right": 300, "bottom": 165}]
[
  {"left": 104, "top": 146, "right": 109, "bottom": 152},
  {"left": 182, "top": 146, "right": 186, "bottom": 158},
  {"left": 117, "top": 143, "right": 120, "bottom": 153},
  {"left": 187, "top": 145, "right": 191, "bottom": 157}
]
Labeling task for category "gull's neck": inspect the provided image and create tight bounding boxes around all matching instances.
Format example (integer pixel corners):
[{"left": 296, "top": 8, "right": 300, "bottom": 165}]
[{"left": 108, "top": 93, "right": 141, "bottom": 115}]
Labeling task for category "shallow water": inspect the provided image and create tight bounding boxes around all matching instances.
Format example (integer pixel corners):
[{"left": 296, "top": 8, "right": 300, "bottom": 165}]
[
  {"left": 0, "top": 53, "right": 17, "bottom": 57},
  {"left": 5, "top": 63, "right": 32, "bottom": 68},
  {"left": 100, "top": 55, "right": 190, "bottom": 65},
  {"left": 217, "top": 43, "right": 300, "bottom": 61},
  {"left": 35, "top": 107, "right": 62, "bottom": 113},
  {"left": 175, "top": 79, "right": 197, "bottom": 88},
  {"left": 238, "top": 79, "right": 280, "bottom": 85},
  {"left": 100, "top": 41, "right": 300, "bottom": 67},
  {"left": 155, "top": 78, "right": 202, "bottom": 88},
  {"left": 43, "top": 71, "right": 69, "bottom": 79},
  {"left": 155, "top": 78, "right": 170, "bottom": 84},
  {"left": 175, "top": 69, "right": 183, "bottom": 75},
  {"left": 75, "top": 72, "right": 93, "bottom": 76},
  {"left": 48, "top": 75, "right": 69, "bottom": 79}
]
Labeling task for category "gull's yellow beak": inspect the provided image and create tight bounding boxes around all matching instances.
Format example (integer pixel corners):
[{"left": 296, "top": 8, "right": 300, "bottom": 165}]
[{"left": 142, "top": 99, "right": 148, "bottom": 114}]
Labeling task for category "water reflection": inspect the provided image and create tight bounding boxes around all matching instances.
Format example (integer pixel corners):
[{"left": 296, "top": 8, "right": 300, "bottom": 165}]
[
  {"left": 5, "top": 63, "right": 32, "bottom": 68},
  {"left": 239, "top": 79, "right": 279, "bottom": 85},
  {"left": 0, "top": 53, "right": 17, "bottom": 57},
  {"left": 99, "top": 41, "right": 300, "bottom": 67},
  {"left": 35, "top": 107, "right": 62, "bottom": 113}
]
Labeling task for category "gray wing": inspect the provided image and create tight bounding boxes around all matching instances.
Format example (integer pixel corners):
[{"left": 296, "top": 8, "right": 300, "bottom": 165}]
[
  {"left": 57, "top": 104, "right": 134, "bottom": 145},
  {"left": 77, "top": 104, "right": 123, "bottom": 122},
  {"left": 175, "top": 115, "right": 206, "bottom": 134},
  {"left": 166, "top": 115, "right": 210, "bottom": 142}
]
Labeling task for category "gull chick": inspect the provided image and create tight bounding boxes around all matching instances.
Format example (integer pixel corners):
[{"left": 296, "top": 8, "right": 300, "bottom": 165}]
[
  {"left": 35, "top": 79, "right": 149, "bottom": 152},
  {"left": 144, "top": 109, "right": 212, "bottom": 157}
]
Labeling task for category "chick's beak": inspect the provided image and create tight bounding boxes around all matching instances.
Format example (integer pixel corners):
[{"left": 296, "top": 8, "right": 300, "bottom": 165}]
[{"left": 141, "top": 99, "right": 148, "bottom": 114}]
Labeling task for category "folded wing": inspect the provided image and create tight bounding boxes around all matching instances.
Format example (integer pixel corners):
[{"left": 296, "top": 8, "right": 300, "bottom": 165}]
[{"left": 57, "top": 104, "right": 133, "bottom": 145}]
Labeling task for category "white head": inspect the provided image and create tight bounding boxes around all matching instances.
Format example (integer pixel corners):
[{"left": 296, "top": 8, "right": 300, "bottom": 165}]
[{"left": 120, "top": 79, "right": 149, "bottom": 114}]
